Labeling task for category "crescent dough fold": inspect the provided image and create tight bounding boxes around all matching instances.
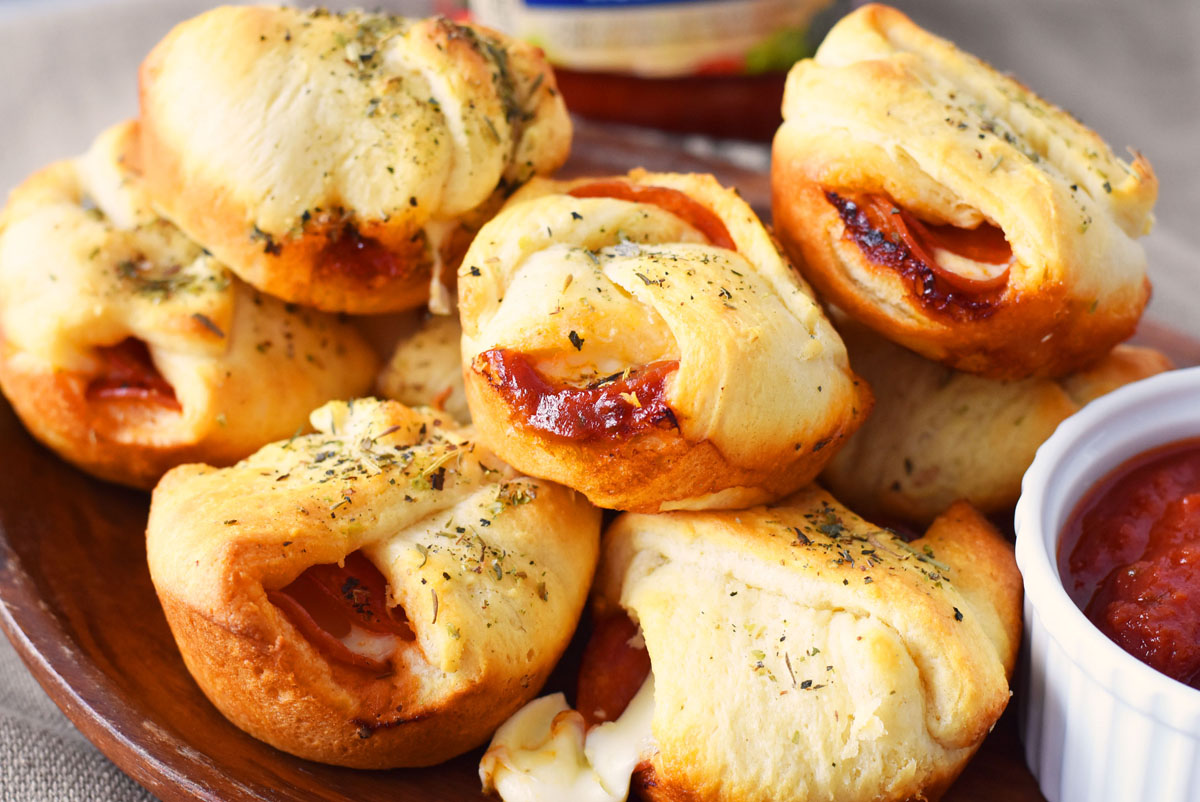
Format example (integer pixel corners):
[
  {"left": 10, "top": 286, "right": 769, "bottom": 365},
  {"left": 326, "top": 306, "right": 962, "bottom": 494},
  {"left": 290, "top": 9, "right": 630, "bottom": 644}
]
[
  {"left": 147, "top": 398, "right": 601, "bottom": 768},
  {"left": 822, "top": 318, "right": 1173, "bottom": 524},
  {"left": 592, "top": 488, "right": 1021, "bottom": 802},
  {"left": 0, "top": 121, "right": 377, "bottom": 488},
  {"left": 378, "top": 311, "right": 471, "bottom": 425},
  {"left": 459, "top": 169, "right": 871, "bottom": 513},
  {"left": 771, "top": 3, "right": 1156, "bottom": 378},
  {"left": 139, "top": 6, "right": 571, "bottom": 314}
]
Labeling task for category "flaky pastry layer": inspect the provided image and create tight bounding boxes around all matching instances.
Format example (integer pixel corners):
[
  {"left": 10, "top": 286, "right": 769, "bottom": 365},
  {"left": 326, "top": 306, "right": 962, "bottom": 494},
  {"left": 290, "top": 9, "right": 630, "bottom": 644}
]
[
  {"left": 377, "top": 311, "right": 470, "bottom": 425},
  {"left": 772, "top": 4, "right": 1156, "bottom": 378},
  {"left": 147, "top": 398, "right": 601, "bottom": 768},
  {"left": 594, "top": 488, "right": 1021, "bottom": 802},
  {"left": 139, "top": 7, "right": 571, "bottom": 313},
  {"left": 0, "top": 121, "right": 377, "bottom": 488},
  {"left": 822, "top": 318, "right": 1173, "bottom": 524},
  {"left": 458, "top": 169, "right": 871, "bottom": 512}
]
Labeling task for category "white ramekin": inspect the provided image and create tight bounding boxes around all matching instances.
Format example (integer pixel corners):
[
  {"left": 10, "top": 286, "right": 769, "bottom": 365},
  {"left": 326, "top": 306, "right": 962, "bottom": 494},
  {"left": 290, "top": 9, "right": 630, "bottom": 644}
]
[{"left": 1015, "top": 365, "right": 1200, "bottom": 802}]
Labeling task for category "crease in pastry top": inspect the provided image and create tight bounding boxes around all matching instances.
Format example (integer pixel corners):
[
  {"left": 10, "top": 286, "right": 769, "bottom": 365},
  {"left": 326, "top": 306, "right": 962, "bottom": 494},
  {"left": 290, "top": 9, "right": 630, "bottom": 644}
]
[
  {"left": 147, "top": 397, "right": 602, "bottom": 769},
  {"left": 480, "top": 487, "right": 1022, "bottom": 802},
  {"left": 821, "top": 316, "right": 1173, "bottom": 526},
  {"left": 0, "top": 121, "right": 378, "bottom": 489},
  {"left": 458, "top": 168, "right": 872, "bottom": 513},
  {"left": 771, "top": 3, "right": 1157, "bottom": 379},
  {"left": 138, "top": 5, "right": 572, "bottom": 315}
]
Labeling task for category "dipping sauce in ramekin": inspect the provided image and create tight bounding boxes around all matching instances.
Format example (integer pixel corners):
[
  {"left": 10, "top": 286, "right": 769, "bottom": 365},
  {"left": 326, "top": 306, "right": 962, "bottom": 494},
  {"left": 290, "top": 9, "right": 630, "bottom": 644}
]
[
  {"left": 1059, "top": 437, "right": 1200, "bottom": 689},
  {"left": 1015, "top": 366, "right": 1200, "bottom": 802}
]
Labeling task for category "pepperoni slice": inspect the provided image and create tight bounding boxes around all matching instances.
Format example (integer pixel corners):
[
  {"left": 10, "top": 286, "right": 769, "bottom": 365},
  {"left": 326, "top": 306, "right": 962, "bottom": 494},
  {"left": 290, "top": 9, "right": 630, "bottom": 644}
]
[
  {"left": 269, "top": 551, "right": 415, "bottom": 673},
  {"left": 576, "top": 611, "right": 651, "bottom": 728},
  {"left": 855, "top": 195, "right": 1011, "bottom": 291},
  {"left": 568, "top": 181, "right": 737, "bottom": 252},
  {"left": 474, "top": 349, "right": 679, "bottom": 441},
  {"left": 86, "top": 338, "right": 181, "bottom": 410},
  {"left": 826, "top": 192, "right": 1009, "bottom": 319}
]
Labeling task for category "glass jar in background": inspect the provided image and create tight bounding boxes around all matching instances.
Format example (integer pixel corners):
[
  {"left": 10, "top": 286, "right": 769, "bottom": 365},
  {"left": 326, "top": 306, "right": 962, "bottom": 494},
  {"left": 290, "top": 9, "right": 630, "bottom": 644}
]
[{"left": 467, "top": 0, "right": 847, "bottom": 140}]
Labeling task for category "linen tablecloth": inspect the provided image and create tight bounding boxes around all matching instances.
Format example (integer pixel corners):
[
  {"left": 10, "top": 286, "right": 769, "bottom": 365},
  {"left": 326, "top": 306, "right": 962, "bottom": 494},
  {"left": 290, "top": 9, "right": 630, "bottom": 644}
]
[{"left": 0, "top": 0, "right": 1196, "bottom": 798}]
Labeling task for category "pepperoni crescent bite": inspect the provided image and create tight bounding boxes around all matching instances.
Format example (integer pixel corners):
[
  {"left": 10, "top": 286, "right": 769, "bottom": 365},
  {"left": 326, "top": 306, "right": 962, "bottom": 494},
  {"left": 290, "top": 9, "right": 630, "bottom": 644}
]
[
  {"left": 147, "top": 398, "right": 601, "bottom": 768},
  {"left": 138, "top": 6, "right": 571, "bottom": 314},
  {"left": 821, "top": 318, "right": 1172, "bottom": 525},
  {"left": 771, "top": 4, "right": 1156, "bottom": 379},
  {"left": 482, "top": 489, "right": 1022, "bottom": 802},
  {"left": 458, "top": 170, "right": 872, "bottom": 513},
  {"left": 0, "top": 122, "right": 377, "bottom": 489}
]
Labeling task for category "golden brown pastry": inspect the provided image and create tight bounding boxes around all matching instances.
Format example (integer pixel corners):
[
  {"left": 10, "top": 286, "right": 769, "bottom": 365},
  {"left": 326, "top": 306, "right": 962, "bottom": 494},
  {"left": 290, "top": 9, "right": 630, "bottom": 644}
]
[
  {"left": 481, "top": 488, "right": 1021, "bottom": 802},
  {"left": 377, "top": 310, "right": 470, "bottom": 424},
  {"left": 822, "top": 318, "right": 1173, "bottom": 524},
  {"left": 458, "top": 169, "right": 872, "bottom": 513},
  {"left": 139, "top": 6, "right": 571, "bottom": 314},
  {"left": 771, "top": 4, "right": 1156, "bottom": 379},
  {"left": 147, "top": 398, "right": 601, "bottom": 768},
  {"left": 0, "top": 121, "right": 377, "bottom": 489}
]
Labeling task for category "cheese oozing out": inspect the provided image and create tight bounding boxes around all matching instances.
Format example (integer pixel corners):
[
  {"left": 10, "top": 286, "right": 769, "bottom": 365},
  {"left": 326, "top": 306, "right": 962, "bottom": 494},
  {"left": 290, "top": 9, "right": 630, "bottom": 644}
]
[{"left": 479, "top": 673, "right": 655, "bottom": 802}]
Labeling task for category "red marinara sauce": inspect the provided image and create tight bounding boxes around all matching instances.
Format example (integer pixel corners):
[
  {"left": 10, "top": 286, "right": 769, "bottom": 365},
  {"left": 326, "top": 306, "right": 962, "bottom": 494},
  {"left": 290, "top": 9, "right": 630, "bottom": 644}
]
[
  {"left": 317, "top": 224, "right": 405, "bottom": 283},
  {"left": 475, "top": 349, "right": 679, "bottom": 441},
  {"left": 1059, "top": 437, "right": 1200, "bottom": 689}
]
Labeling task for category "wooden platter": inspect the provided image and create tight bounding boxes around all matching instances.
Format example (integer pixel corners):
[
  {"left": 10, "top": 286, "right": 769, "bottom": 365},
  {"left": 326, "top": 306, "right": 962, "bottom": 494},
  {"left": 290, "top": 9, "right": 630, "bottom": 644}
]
[{"left": 0, "top": 123, "right": 1193, "bottom": 801}]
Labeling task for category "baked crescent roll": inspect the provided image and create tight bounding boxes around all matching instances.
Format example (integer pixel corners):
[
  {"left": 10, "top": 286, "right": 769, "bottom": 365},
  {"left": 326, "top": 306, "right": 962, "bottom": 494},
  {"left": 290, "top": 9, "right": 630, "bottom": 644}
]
[
  {"left": 147, "top": 398, "right": 601, "bottom": 768},
  {"left": 822, "top": 318, "right": 1172, "bottom": 525},
  {"left": 481, "top": 489, "right": 1021, "bottom": 802},
  {"left": 139, "top": 6, "right": 571, "bottom": 314},
  {"left": 0, "top": 121, "right": 377, "bottom": 489},
  {"left": 458, "top": 169, "right": 872, "bottom": 513},
  {"left": 377, "top": 310, "right": 470, "bottom": 425},
  {"left": 771, "top": 3, "right": 1156, "bottom": 379}
]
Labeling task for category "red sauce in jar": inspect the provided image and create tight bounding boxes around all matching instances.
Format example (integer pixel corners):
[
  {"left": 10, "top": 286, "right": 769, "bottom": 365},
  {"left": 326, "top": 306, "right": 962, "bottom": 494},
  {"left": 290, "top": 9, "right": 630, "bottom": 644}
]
[
  {"left": 269, "top": 550, "right": 415, "bottom": 673},
  {"left": 576, "top": 610, "right": 651, "bottom": 728},
  {"left": 1060, "top": 437, "right": 1200, "bottom": 689},
  {"left": 568, "top": 181, "right": 737, "bottom": 252},
  {"left": 825, "top": 191, "right": 1010, "bottom": 320},
  {"left": 474, "top": 349, "right": 679, "bottom": 441},
  {"left": 86, "top": 338, "right": 181, "bottom": 410},
  {"left": 555, "top": 68, "right": 787, "bottom": 141}
]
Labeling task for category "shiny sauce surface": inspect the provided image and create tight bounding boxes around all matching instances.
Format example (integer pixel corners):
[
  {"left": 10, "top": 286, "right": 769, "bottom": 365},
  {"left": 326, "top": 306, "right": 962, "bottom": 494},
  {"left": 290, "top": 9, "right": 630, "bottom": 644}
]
[
  {"left": 478, "top": 181, "right": 723, "bottom": 441},
  {"left": 1060, "top": 437, "right": 1200, "bottom": 689},
  {"left": 86, "top": 338, "right": 181, "bottom": 410},
  {"left": 269, "top": 550, "right": 415, "bottom": 673},
  {"left": 476, "top": 349, "right": 679, "bottom": 441},
  {"left": 317, "top": 224, "right": 404, "bottom": 283},
  {"left": 826, "top": 191, "right": 1010, "bottom": 320}
]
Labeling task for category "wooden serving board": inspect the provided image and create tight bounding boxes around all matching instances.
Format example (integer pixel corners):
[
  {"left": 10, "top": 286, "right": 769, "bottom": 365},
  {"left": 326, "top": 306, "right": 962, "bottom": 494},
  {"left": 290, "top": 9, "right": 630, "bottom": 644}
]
[{"left": 0, "top": 122, "right": 1193, "bottom": 801}]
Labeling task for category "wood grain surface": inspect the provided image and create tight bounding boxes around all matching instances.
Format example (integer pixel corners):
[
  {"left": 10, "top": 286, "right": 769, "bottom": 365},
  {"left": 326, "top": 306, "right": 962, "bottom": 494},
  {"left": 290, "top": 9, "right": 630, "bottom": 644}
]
[{"left": 0, "top": 126, "right": 1192, "bottom": 802}]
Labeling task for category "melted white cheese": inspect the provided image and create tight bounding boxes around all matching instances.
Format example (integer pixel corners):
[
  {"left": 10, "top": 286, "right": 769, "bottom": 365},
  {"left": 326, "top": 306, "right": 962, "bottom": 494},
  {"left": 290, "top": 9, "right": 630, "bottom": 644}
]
[
  {"left": 479, "top": 674, "right": 655, "bottom": 802},
  {"left": 339, "top": 624, "right": 401, "bottom": 666},
  {"left": 931, "top": 247, "right": 1011, "bottom": 282}
]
